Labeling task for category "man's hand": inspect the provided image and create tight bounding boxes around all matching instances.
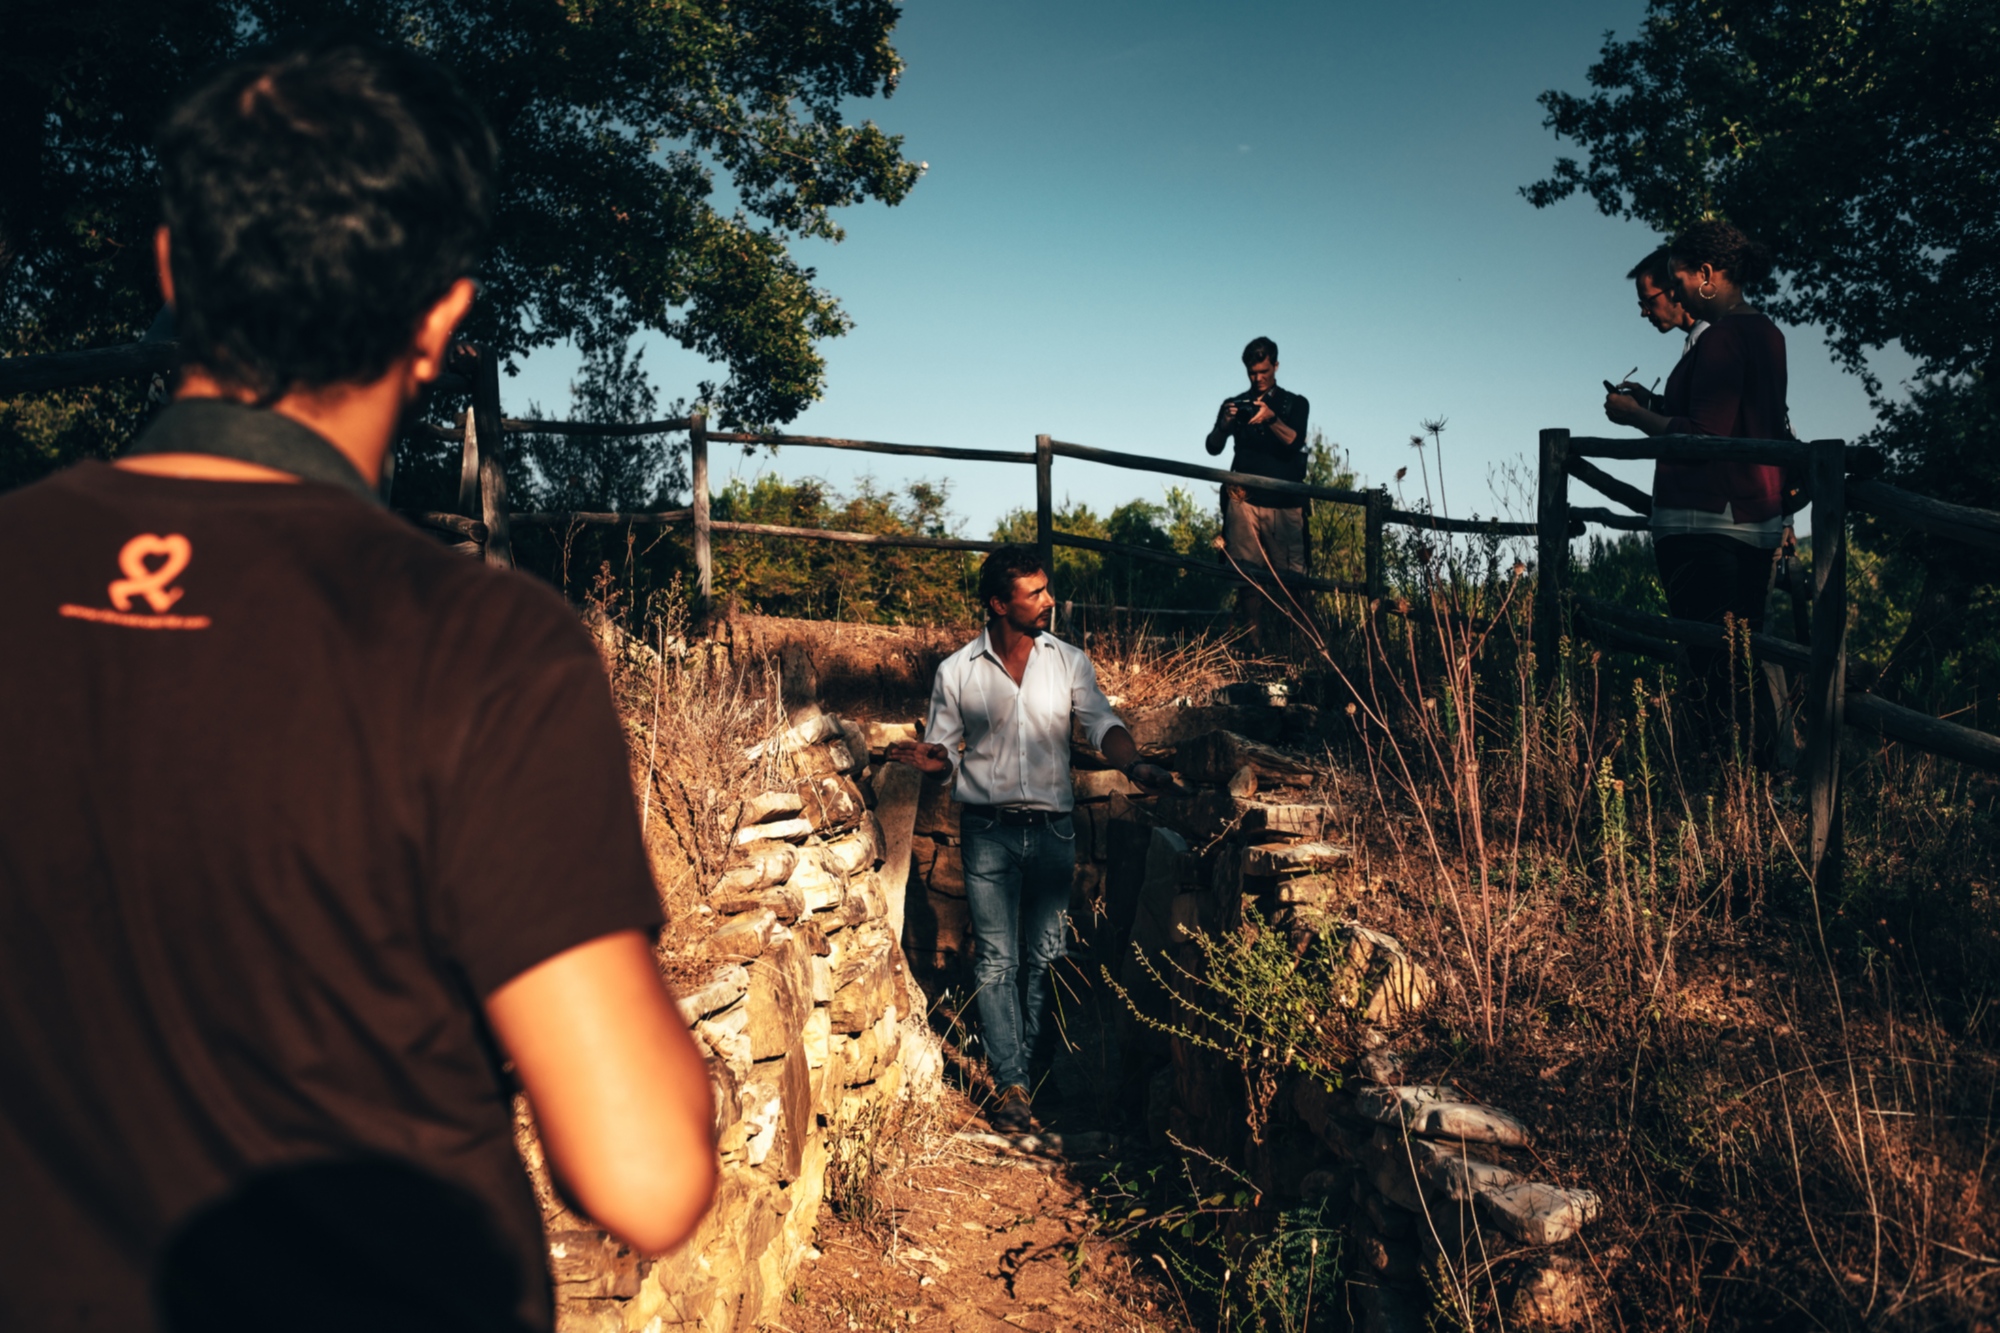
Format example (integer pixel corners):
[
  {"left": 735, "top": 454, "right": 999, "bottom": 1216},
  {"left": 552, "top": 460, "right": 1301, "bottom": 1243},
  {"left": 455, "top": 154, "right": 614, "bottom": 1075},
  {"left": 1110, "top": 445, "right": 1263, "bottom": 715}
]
[
  {"left": 1126, "top": 761, "right": 1176, "bottom": 791},
  {"left": 1244, "top": 399, "right": 1275, "bottom": 427},
  {"left": 1604, "top": 390, "right": 1670, "bottom": 438},
  {"left": 886, "top": 740, "right": 951, "bottom": 775}
]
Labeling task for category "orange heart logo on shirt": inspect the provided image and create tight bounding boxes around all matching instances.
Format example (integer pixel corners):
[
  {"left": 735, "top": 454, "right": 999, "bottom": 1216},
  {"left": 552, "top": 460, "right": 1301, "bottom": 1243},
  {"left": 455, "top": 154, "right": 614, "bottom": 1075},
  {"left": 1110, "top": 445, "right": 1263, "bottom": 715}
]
[{"left": 107, "top": 533, "right": 191, "bottom": 613}]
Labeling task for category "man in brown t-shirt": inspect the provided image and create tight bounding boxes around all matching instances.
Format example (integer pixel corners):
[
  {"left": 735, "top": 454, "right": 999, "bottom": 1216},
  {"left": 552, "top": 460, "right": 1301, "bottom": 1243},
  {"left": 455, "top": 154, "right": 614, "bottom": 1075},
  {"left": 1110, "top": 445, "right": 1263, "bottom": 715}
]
[{"left": 0, "top": 40, "right": 714, "bottom": 1332}]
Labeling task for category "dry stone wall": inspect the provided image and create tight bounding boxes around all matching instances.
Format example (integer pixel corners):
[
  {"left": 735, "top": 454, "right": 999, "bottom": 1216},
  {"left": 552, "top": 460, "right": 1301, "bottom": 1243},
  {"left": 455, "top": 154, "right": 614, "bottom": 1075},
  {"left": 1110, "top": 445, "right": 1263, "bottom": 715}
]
[
  {"left": 1106, "top": 707, "right": 1602, "bottom": 1331},
  {"left": 893, "top": 682, "right": 1602, "bottom": 1331},
  {"left": 518, "top": 708, "right": 934, "bottom": 1333}
]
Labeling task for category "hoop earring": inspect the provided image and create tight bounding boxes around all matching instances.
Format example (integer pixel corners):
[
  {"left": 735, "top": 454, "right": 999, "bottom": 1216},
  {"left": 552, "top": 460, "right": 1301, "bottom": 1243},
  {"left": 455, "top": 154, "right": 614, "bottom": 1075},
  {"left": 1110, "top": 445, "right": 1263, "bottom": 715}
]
[{"left": 1698, "top": 281, "right": 1717, "bottom": 300}]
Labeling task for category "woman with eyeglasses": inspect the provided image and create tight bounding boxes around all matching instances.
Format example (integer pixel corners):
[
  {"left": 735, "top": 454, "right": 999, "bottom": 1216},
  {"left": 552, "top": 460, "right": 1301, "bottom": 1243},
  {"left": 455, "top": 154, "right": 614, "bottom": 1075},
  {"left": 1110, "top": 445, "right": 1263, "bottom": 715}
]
[{"left": 1604, "top": 221, "right": 1790, "bottom": 752}]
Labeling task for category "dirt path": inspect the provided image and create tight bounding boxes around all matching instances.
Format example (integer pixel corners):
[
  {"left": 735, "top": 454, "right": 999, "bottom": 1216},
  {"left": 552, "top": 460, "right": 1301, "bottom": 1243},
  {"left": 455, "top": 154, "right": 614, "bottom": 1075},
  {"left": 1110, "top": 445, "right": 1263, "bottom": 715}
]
[{"left": 779, "top": 965, "right": 1193, "bottom": 1333}]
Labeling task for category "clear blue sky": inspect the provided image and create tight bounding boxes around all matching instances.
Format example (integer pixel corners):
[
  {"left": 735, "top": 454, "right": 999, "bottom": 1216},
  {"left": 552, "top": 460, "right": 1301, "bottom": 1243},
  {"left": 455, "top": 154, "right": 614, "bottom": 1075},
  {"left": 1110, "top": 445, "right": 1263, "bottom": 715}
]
[{"left": 509, "top": 0, "right": 1900, "bottom": 538}]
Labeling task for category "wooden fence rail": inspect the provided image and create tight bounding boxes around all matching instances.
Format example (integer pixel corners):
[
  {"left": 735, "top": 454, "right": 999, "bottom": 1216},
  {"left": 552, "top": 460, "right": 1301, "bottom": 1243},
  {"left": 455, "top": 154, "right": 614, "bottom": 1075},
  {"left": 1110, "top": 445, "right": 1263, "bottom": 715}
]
[
  {"left": 1547, "top": 423, "right": 2000, "bottom": 900},
  {"left": 4, "top": 339, "right": 1534, "bottom": 608},
  {"left": 19, "top": 338, "right": 2000, "bottom": 902}
]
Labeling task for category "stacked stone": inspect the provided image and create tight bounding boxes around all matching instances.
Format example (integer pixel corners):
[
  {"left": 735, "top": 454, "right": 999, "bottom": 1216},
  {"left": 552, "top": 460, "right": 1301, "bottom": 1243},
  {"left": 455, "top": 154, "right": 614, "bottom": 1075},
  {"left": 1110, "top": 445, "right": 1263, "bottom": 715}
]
[
  {"left": 530, "top": 709, "right": 928, "bottom": 1333},
  {"left": 1291, "top": 1077, "right": 1598, "bottom": 1329},
  {"left": 1073, "top": 704, "right": 1596, "bottom": 1330}
]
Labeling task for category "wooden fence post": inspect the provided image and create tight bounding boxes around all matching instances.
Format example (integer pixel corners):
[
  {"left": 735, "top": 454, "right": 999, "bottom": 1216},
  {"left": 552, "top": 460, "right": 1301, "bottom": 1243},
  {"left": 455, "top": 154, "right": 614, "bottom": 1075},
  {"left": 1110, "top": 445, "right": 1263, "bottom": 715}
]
[
  {"left": 1364, "top": 488, "right": 1387, "bottom": 600},
  {"left": 455, "top": 355, "right": 481, "bottom": 517},
  {"left": 471, "top": 346, "right": 511, "bottom": 567},
  {"left": 1035, "top": 433, "right": 1054, "bottom": 578},
  {"left": 1534, "top": 428, "right": 1572, "bottom": 685},
  {"left": 479, "top": 457, "right": 514, "bottom": 569},
  {"left": 1805, "top": 438, "right": 1848, "bottom": 899},
  {"left": 691, "top": 410, "right": 712, "bottom": 610}
]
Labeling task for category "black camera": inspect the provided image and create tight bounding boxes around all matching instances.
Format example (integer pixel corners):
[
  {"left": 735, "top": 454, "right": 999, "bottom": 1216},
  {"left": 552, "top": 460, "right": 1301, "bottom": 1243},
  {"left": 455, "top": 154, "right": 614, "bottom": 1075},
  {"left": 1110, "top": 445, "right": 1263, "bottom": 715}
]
[
  {"left": 1603, "top": 380, "right": 1662, "bottom": 413},
  {"left": 1230, "top": 392, "right": 1268, "bottom": 420}
]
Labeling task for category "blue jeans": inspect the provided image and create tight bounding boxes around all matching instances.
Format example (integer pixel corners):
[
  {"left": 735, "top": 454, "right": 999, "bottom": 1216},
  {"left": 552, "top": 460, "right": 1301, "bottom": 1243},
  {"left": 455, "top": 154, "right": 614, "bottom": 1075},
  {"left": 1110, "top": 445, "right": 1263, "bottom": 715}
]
[{"left": 961, "top": 812, "right": 1077, "bottom": 1092}]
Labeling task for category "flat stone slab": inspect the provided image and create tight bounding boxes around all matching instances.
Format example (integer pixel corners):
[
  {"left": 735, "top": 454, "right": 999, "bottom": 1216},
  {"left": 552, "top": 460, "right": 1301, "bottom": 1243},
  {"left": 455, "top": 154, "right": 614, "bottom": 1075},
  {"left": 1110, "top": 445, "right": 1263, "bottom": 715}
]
[
  {"left": 783, "top": 738, "right": 860, "bottom": 779},
  {"left": 675, "top": 964, "right": 751, "bottom": 1024},
  {"left": 743, "top": 711, "right": 839, "bottom": 760},
  {"left": 863, "top": 719, "right": 919, "bottom": 752},
  {"left": 1353, "top": 1084, "right": 1464, "bottom": 1126},
  {"left": 735, "top": 817, "right": 813, "bottom": 846},
  {"left": 1366, "top": 1127, "right": 1453, "bottom": 1213},
  {"left": 1245, "top": 841, "right": 1354, "bottom": 876},
  {"left": 1416, "top": 1101, "right": 1531, "bottom": 1147},
  {"left": 716, "top": 842, "right": 798, "bottom": 893},
  {"left": 1422, "top": 1153, "right": 1521, "bottom": 1204},
  {"left": 819, "top": 820, "right": 878, "bottom": 876},
  {"left": 1476, "top": 1182, "right": 1600, "bottom": 1246},
  {"left": 793, "top": 774, "right": 866, "bottom": 832},
  {"left": 739, "top": 791, "right": 805, "bottom": 825},
  {"left": 1236, "top": 801, "right": 1335, "bottom": 838},
  {"left": 709, "top": 883, "right": 805, "bottom": 921},
  {"left": 711, "top": 909, "right": 779, "bottom": 962},
  {"left": 783, "top": 853, "right": 844, "bottom": 912}
]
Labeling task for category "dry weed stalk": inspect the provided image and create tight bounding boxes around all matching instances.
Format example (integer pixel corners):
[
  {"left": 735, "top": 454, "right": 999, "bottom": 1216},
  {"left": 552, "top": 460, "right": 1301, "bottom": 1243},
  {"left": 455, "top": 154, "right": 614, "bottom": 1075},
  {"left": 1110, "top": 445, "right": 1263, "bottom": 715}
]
[
  {"left": 585, "top": 568, "right": 787, "bottom": 984},
  {"left": 1209, "top": 466, "right": 2000, "bottom": 1326},
  {"left": 1092, "top": 626, "right": 1275, "bottom": 712}
]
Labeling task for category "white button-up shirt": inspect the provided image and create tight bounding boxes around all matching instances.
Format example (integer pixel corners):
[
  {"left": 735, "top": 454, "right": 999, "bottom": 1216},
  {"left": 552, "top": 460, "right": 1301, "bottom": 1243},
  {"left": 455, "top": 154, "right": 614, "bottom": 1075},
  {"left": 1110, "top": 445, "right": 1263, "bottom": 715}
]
[{"left": 923, "top": 628, "right": 1126, "bottom": 812}]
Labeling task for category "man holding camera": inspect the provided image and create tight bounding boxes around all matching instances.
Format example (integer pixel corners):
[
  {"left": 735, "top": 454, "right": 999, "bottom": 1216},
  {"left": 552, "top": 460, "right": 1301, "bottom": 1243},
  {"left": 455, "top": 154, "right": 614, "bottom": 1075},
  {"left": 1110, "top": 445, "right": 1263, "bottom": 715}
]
[{"left": 1204, "top": 336, "right": 1312, "bottom": 647}]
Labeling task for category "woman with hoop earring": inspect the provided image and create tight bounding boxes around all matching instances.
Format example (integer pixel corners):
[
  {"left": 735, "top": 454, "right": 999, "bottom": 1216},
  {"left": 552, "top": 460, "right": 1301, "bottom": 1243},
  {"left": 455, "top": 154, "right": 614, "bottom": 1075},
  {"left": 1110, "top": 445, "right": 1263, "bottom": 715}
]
[{"left": 1604, "top": 220, "right": 1791, "bottom": 757}]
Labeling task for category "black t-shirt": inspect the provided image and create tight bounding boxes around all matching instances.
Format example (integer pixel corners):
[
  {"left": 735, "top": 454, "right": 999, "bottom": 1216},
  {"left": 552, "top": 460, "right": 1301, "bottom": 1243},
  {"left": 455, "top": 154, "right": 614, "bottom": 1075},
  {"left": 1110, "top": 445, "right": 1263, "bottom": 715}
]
[
  {"left": 1205, "top": 384, "right": 1312, "bottom": 508},
  {"left": 0, "top": 432, "right": 663, "bottom": 1330}
]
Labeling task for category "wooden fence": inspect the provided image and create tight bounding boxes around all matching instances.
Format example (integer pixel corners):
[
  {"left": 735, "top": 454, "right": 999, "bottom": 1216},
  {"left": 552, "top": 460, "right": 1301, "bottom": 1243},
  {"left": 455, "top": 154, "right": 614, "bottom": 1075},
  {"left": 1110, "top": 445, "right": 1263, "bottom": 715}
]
[
  {"left": 1545, "top": 429, "right": 2000, "bottom": 895},
  {"left": 391, "top": 344, "right": 1543, "bottom": 610},
  {"left": 13, "top": 338, "right": 2000, "bottom": 897}
]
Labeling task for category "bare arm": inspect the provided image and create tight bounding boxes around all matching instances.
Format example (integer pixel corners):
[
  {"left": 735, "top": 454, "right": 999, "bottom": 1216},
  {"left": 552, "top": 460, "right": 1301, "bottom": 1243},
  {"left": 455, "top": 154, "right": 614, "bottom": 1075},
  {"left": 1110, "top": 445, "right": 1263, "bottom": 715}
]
[{"left": 485, "top": 930, "right": 717, "bottom": 1254}]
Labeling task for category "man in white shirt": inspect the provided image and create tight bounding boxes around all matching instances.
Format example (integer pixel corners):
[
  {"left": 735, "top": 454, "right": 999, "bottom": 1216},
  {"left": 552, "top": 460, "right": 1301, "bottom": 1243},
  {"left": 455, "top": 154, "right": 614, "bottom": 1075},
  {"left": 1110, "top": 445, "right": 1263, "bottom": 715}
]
[{"left": 888, "top": 546, "right": 1172, "bottom": 1131}]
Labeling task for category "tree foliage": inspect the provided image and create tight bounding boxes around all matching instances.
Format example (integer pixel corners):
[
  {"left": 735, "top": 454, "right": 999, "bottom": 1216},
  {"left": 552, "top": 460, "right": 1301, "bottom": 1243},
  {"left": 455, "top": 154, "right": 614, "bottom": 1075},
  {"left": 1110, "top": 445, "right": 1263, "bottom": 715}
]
[
  {"left": 514, "top": 342, "right": 690, "bottom": 515},
  {"left": 1524, "top": 0, "right": 1999, "bottom": 391},
  {"left": 2, "top": 0, "right": 922, "bottom": 484},
  {"left": 1527, "top": 0, "right": 2000, "bottom": 696}
]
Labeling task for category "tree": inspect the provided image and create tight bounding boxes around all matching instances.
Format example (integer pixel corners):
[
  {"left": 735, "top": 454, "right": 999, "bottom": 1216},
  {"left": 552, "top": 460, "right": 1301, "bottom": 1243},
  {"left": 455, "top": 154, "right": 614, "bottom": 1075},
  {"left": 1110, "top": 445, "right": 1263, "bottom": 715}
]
[
  {"left": 513, "top": 341, "right": 689, "bottom": 515},
  {"left": 2, "top": 0, "right": 922, "bottom": 484},
  {"left": 1524, "top": 0, "right": 1999, "bottom": 391},
  {"left": 1525, "top": 0, "right": 2000, "bottom": 697}
]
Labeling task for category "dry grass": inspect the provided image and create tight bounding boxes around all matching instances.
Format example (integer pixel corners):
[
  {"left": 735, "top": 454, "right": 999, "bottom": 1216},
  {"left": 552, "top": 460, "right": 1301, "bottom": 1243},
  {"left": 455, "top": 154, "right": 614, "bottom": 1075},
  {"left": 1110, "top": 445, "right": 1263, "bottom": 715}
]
[
  {"left": 584, "top": 568, "right": 789, "bottom": 987},
  {"left": 1181, "top": 533, "right": 2000, "bottom": 1329},
  {"left": 1091, "top": 626, "right": 1277, "bottom": 712}
]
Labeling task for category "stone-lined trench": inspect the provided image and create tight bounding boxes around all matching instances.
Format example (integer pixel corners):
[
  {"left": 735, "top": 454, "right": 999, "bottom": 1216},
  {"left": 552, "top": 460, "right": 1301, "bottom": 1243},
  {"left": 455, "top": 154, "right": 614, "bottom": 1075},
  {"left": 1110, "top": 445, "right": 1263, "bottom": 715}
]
[{"left": 533, "top": 619, "right": 1603, "bottom": 1331}]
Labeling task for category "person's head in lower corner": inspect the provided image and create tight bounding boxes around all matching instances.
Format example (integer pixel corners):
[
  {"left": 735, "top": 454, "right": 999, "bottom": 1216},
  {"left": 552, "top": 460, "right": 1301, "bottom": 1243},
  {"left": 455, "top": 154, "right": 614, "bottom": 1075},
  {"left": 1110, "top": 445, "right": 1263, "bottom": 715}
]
[
  {"left": 156, "top": 34, "right": 499, "bottom": 404},
  {"left": 1628, "top": 246, "right": 1693, "bottom": 334},
  {"left": 978, "top": 545, "right": 1055, "bottom": 635},
  {"left": 1241, "top": 335, "right": 1279, "bottom": 394}
]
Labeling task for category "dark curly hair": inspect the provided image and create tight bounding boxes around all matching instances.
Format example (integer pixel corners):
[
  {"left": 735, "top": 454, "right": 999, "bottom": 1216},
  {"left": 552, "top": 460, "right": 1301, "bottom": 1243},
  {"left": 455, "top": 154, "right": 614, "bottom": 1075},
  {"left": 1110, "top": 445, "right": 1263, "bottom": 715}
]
[
  {"left": 1626, "top": 246, "right": 1675, "bottom": 288},
  {"left": 978, "top": 544, "right": 1046, "bottom": 612},
  {"left": 157, "top": 36, "right": 497, "bottom": 401},
  {"left": 1666, "top": 221, "right": 1774, "bottom": 291}
]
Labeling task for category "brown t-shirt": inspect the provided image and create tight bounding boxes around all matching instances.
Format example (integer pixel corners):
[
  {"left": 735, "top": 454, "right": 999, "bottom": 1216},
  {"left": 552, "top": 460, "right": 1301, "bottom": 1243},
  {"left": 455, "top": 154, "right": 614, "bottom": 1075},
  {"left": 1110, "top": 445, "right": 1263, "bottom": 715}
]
[{"left": 0, "top": 448, "right": 663, "bottom": 1331}]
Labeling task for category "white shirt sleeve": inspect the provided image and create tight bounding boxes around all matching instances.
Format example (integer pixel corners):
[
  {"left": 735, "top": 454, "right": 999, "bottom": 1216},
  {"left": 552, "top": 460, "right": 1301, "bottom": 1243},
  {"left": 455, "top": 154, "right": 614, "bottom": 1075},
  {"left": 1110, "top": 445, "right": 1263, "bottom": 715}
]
[
  {"left": 1069, "top": 650, "right": 1126, "bottom": 752},
  {"left": 922, "top": 656, "right": 965, "bottom": 782}
]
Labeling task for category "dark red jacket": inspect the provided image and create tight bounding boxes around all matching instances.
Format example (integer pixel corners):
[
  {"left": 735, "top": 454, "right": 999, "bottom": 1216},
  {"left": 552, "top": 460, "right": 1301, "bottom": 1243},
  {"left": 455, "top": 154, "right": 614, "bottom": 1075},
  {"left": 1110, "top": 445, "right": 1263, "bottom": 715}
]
[{"left": 1652, "top": 312, "right": 1789, "bottom": 521}]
